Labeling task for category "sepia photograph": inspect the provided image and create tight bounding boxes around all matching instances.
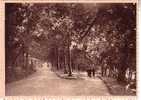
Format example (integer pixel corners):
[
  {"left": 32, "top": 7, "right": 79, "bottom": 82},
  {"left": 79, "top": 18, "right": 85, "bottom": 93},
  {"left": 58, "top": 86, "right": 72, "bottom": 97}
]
[{"left": 5, "top": 3, "right": 136, "bottom": 96}]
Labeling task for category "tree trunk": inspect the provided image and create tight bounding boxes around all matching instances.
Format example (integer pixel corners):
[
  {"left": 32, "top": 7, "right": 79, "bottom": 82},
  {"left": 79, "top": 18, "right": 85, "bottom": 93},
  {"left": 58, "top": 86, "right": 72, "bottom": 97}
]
[
  {"left": 67, "top": 33, "right": 72, "bottom": 76},
  {"left": 117, "top": 69, "right": 126, "bottom": 82},
  {"left": 57, "top": 47, "right": 60, "bottom": 70},
  {"left": 25, "top": 52, "right": 29, "bottom": 72},
  {"left": 55, "top": 47, "right": 58, "bottom": 70},
  {"left": 64, "top": 53, "right": 67, "bottom": 74},
  {"left": 117, "top": 42, "right": 128, "bottom": 82},
  {"left": 101, "top": 66, "right": 104, "bottom": 77}
]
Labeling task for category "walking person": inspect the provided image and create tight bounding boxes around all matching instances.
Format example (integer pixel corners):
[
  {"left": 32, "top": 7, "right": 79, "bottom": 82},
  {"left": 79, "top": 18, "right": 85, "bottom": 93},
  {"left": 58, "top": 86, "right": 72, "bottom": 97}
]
[
  {"left": 92, "top": 64, "right": 95, "bottom": 78},
  {"left": 87, "top": 65, "right": 92, "bottom": 77},
  {"left": 92, "top": 68, "right": 95, "bottom": 77},
  {"left": 88, "top": 69, "right": 92, "bottom": 77}
]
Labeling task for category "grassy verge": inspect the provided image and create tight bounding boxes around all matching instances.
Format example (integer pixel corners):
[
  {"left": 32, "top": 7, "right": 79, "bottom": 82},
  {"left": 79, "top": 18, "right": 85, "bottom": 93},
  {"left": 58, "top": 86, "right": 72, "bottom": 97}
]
[{"left": 99, "top": 77, "right": 136, "bottom": 96}]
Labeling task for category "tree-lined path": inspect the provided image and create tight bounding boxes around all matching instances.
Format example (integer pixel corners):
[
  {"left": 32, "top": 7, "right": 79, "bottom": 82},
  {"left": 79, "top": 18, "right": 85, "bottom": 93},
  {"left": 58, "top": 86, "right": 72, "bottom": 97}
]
[
  {"left": 5, "top": 3, "right": 136, "bottom": 96},
  {"left": 6, "top": 64, "right": 110, "bottom": 96}
]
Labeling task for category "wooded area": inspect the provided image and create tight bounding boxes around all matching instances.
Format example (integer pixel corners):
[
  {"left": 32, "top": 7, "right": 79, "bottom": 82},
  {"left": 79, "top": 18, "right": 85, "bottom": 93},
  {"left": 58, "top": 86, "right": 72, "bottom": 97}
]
[{"left": 5, "top": 3, "right": 136, "bottom": 86}]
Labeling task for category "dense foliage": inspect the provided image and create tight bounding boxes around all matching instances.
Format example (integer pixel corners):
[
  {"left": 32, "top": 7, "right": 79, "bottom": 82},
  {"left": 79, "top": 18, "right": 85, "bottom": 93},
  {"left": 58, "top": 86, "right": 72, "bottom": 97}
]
[{"left": 5, "top": 3, "right": 136, "bottom": 82}]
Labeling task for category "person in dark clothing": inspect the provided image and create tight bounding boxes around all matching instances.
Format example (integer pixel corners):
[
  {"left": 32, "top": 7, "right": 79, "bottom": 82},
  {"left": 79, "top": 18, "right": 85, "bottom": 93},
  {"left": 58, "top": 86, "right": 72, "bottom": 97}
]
[
  {"left": 92, "top": 68, "right": 95, "bottom": 77},
  {"left": 87, "top": 68, "right": 92, "bottom": 77},
  {"left": 88, "top": 69, "right": 92, "bottom": 77}
]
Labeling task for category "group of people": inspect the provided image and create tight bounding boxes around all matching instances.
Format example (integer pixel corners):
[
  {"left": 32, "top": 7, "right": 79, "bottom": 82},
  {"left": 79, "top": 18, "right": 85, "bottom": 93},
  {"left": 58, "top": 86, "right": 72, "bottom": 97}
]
[{"left": 86, "top": 68, "right": 96, "bottom": 78}]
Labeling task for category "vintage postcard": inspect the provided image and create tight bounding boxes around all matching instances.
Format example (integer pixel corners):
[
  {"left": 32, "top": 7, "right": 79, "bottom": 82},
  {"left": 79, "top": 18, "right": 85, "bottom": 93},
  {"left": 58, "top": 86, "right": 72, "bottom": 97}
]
[{"left": 0, "top": 0, "right": 138, "bottom": 99}]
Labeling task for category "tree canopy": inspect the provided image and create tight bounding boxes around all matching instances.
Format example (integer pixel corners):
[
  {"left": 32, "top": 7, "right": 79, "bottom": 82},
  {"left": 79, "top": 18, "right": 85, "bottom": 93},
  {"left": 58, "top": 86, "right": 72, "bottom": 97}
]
[{"left": 5, "top": 3, "right": 136, "bottom": 82}]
